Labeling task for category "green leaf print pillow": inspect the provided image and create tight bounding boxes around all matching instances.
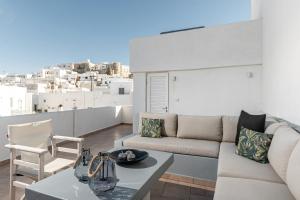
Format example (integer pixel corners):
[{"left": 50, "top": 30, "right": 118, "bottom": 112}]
[
  {"left": 140, "top": 118, "right": 163, "bottom": 138},
  {"left": 236, "top": 127, "right": 273, "bottom": 164}
]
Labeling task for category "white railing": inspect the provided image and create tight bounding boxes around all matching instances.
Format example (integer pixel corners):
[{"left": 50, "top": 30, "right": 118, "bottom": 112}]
[{"left": 0, "top": 105, "right": 132, "bottom": 161}]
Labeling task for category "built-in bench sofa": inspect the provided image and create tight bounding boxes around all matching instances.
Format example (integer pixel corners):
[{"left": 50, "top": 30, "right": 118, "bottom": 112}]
[{"left": 115, "top": 112, "right": 300, "bottom": 200}]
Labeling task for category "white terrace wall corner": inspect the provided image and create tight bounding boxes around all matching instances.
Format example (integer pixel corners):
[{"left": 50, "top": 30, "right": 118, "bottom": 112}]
[{"left": 130, "top": 20, "right": 263, "bottom": 132}]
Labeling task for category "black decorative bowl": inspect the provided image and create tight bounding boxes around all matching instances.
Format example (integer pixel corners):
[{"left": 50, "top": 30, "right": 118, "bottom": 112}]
[{"left": 110, "top": 149, "right": 149, "bottom": 165}]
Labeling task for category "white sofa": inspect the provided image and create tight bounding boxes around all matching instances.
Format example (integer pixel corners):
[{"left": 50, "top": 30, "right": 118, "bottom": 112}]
[{"left": 118, "top": 113, "right": 300, "bottom": 200}]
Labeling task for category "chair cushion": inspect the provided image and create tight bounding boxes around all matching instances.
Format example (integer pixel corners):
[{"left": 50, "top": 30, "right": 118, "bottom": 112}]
[
  {"left": 287, "top": 140, "right": 300, "bottom": 200},
  {"left": 123, "top": 135, "right": 220, "bottom": 158},
  {"left": 138, "top": 112, "right": 177, "bottom": 137},
  {"left": 222, "top": 116, "right": 238, "bottom": 143},
  {"left": 218, "top": 142, "right": 283, "bottom": 183},
  {"left": 214, "top": 177, "right": 295, "bottom": 200},
  {"left": 268, "top": 126, "right": 300, "bottom": 182},
  {"left": 235, "top": 110, "right": 266, "bottom": 145},
  {"left": 177, "top": 115, "right": 222, "bottom": 142}
]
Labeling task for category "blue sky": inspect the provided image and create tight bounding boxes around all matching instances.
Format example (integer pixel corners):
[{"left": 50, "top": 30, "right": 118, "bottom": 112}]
[{"left": 0, "top": 0, "right": 250, "bottom": 73}]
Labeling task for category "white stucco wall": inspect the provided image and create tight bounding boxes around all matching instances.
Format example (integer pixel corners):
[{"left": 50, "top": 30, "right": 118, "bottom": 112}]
[
  {"left": 131, "top": 19, "right": 263, "bottom": 132},
  {"left": 260, "top": 0, "right": 300, "bottom": 125},
  {"left": 74, "top": 106, "right": 123, "bottom": 137},
  {"left": 169, "top": 65, "right": 262, "bottom": 116},
  {"left": 132, "top": 73, "right": 146, "bottom": 133},
  {"left": 130, "top": 20, "right": 262, "bottom": 72},
  {"left": 122, "top": 105, "right": 133, "bottom": 124},
  {"left": 132, "top": 65, "right": 262, "bottom": 132}
]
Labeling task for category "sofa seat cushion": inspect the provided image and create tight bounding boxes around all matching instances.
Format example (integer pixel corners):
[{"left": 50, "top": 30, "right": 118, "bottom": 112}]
[
  {"left": 123, "top": 135, "right": 220, "bottom": 158},
  {"left": 214, "top": 177, "right": 295, "bottom": 200},
  {"left": 218, "top": 142, "right": 283, "bottom": 183},
  {"left": 177, "top": 115, "right": 222, "bottom": 141}
]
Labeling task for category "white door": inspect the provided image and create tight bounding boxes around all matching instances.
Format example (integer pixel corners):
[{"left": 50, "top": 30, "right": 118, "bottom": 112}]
[{"left": 147, "top": 73, "right": 169, "bottom": 113}]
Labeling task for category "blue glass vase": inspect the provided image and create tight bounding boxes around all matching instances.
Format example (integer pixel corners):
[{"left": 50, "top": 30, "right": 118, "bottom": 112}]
[{"left": 88, "top": 152, "right": 117, "bottom": 195}]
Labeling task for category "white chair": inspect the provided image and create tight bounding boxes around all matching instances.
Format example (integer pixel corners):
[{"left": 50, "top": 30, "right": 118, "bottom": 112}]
[{"left": 5, "top": 119, "right": 84, "bottom": 200}]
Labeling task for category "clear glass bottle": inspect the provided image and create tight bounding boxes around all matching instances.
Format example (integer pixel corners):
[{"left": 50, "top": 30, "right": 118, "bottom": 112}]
[{"left": 74, "top": 148, "right": 92, "bottom": 182}]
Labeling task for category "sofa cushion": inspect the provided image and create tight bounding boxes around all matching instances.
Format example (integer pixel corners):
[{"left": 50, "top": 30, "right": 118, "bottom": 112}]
[
  {"left": 218, "top": 142, "right": 283, "bottom": 183},
  {"left": 236, "top": 127, "right": 273, "bottom": 164},
  {"left": 265, "top": 121, "right": 288, "bottom": 135},
  {"left": 235, "top": 110, "right": 266, "bottom": 145},
  {"left": 123, "top": 135, "right": 220, "bottom": 158},
  {"left": 177, "top": 115, "right": 222, "bottom": 142},
  {"left": 222, "top": 116, "right": 238, "bottom": 143},
  {"left": 214, "top": 177, "right": 295, "bottom": 200},
  {"left": 138, "top": 112, "right": 177, "bottom": 137},
  {"left": 268, "top": 126, "right": 300, "bottom": 182},
  {"left": 287, "top": 140, "right": 300, "bottom": 200},
  {"left": 265, "top": 116, "right": 278, "bottom": 128},
  {"left": 222, "top": 116, "right": 278, "bottom": 143}
]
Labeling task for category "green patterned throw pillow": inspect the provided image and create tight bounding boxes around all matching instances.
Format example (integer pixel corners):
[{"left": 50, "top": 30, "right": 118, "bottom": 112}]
[
  {"left": 236, "top": 127, "right": 273, "bottom": 164},
  {"left": 140, "top": 118, "right": 163, "bottom": 138}
]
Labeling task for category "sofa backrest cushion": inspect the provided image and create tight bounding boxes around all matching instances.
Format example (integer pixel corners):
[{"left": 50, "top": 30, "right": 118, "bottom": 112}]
[
  {"left": 286, "top": 140, "right": 300, "bottom": 200},
  {"left": 265, "top": 122, "right": 289, "bottom": 135},
  {"left": 138, "top": 112, "right": 177, "bottom": 137},
  {"left": 268, "top": 126, "right": 300, "bottom": 182},
  {"left": 177, "top": 115, "right": 222, "bottom": 141},
  {"left": 222, "top": 116, "right": 278, "bottom": 143},
  {"left": 222, "top": 116, "right": 238, "bottom": 143}
]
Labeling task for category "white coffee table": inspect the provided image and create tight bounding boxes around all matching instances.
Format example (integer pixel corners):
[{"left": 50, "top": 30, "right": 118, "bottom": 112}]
[{"left": 25, "top": 149, "right": 174, "bottom": 200}]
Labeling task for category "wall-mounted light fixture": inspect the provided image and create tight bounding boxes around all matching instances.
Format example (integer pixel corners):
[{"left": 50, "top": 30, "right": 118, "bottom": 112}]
[{"left": 247, "top": 72, "right": 254, "bottom": 78}]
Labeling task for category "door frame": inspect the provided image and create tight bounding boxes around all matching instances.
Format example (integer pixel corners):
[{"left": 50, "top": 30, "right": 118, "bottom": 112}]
[{"left": 146, "top": 72, "right": 169, "bottom": 113}]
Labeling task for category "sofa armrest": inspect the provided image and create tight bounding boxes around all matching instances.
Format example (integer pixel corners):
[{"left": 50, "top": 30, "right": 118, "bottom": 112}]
[{"left": 114, "top": 133, "right": 137, "bottom": 148}]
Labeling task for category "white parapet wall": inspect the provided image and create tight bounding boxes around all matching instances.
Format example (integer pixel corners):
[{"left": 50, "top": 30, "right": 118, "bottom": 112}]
[{"left": 0, "top": 105, "right": 133, "bottom": 161}]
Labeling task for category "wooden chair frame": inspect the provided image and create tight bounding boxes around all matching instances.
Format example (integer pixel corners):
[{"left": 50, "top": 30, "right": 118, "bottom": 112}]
[{"left": 5, "top": 135, "right": 84, "bottom": 200}]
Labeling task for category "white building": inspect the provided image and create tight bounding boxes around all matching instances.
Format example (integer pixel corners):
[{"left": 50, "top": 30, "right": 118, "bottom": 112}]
[
  {"left": 0, "top": 86, "right": 33, "bottom": 116},
  {"left": 109, "top": 78, "right": 133, "bottom": 95},
  {"left": 40, "top": 67, "right": 72, "bottom": 79}
]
